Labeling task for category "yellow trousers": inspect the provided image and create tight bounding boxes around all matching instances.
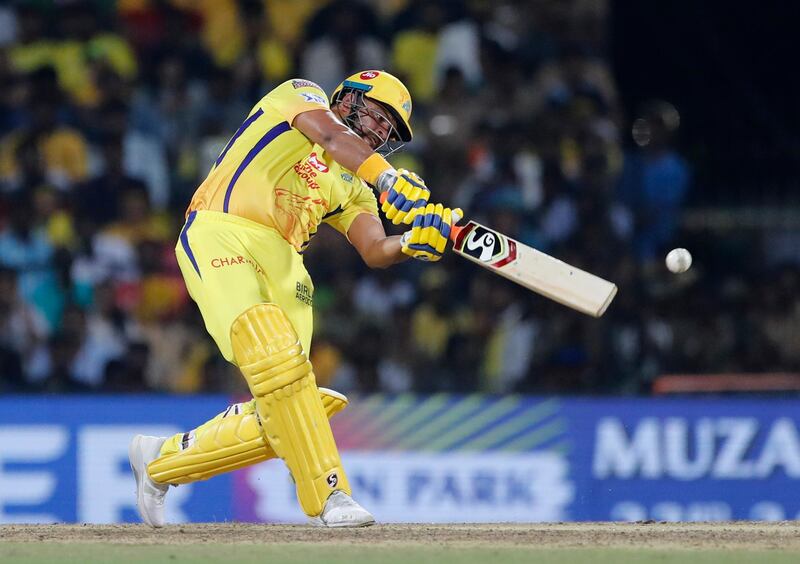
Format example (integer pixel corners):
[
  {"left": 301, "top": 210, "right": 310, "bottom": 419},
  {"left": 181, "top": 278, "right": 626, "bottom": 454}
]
[{"left": 175, "top": 210, "right": 314, "bottom": 361}]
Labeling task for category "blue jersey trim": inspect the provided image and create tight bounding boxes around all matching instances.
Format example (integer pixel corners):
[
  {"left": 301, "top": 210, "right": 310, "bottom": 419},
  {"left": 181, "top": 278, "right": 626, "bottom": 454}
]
[
  {"left": 223, "top": 120, "right": 291, "bottom": 213},
  {"left": 215, "top": 108, "right": 264, "bottom": 168},
  {"left": 180, "top": 211, "right": 201, "bottom": 278}
]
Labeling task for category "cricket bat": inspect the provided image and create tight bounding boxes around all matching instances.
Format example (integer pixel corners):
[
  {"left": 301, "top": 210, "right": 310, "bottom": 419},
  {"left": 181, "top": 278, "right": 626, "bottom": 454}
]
[
  {"left": 378, "top": 193, "right": 617, "bottom": 317},
  {"left": 448, "top": 220, "right": 617, "bottom": 317}
]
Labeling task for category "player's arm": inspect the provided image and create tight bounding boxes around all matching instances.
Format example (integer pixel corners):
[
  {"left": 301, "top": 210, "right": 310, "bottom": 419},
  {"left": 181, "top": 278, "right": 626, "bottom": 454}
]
[
  {"left": 293, "top": 109, "right": 429, "bottom": 225},
  {"left": 346, "top": 213, "right": 407, "bottom": 269},
  {"left": 293, "top": 109, "right": 372, "bottom": 174},
  {"left": 347, "top": 203, "right": 463, "bottom": 268}
]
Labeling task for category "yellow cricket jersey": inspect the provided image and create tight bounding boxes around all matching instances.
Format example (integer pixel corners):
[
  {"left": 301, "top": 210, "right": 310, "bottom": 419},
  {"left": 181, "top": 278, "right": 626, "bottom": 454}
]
[{"left": 187, "top": 78, "right": 379, "bottom": 252}]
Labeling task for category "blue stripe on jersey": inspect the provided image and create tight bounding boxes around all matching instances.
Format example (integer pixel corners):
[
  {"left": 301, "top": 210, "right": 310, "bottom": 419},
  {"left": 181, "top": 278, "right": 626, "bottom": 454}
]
[
  {"left": 223, "top": 120, "right": 292, "bottom": 213},
  {"left": 180, "top": 210, "right": 201, "bottom": 278},
  {"left": 215, "top": 108, "right": 264, "bottom": 168}
]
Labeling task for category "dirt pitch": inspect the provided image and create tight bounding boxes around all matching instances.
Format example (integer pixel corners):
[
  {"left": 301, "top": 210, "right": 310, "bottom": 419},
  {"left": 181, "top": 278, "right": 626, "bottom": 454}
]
[
  {"left": 4, "top": 522, "right": 800, "bottom": 564},
  {"left": 3, "top": 521, "right": 800, "bottom": 551}
]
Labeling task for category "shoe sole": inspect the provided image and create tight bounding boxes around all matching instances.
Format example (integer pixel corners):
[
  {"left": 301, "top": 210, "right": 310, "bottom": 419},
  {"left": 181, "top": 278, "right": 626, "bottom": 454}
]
[
  {"left": 308, "top": 515, "right": 376, "bottom": 528},
  {"left": 128, "top": 435, "right": 162, "bottom": 528},
  {"left": 324, "top": 518, "right": 376, "bottom": 528}
]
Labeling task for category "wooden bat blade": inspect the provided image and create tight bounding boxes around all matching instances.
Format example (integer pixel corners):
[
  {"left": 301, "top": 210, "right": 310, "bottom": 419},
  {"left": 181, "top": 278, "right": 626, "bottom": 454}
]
[{"left": 451, "top": 220, "right": 617, "bottom": 317}]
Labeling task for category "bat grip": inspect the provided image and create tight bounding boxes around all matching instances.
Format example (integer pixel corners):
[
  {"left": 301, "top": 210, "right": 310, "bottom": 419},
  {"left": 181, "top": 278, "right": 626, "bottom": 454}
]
[
  {"left": 450, "top": 212, "right": 463, "bottom": 242},
  {"left": 378, "top": 191, "right": 463, "bottom": 242}
]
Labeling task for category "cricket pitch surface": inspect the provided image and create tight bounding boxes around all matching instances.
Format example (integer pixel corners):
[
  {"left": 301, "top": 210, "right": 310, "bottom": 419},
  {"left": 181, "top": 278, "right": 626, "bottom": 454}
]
[{"left": 2, "top": 522, "right": 800, "bottom": 564}]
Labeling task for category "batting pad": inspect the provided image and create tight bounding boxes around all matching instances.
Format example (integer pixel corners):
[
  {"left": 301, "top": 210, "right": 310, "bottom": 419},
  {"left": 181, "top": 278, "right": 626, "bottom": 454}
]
[
  {"left": 147, "top": 389, "right": 348, "bottom": 485},
  {"left": 230, "top": 303, "right": 351, "bottom": 516}
]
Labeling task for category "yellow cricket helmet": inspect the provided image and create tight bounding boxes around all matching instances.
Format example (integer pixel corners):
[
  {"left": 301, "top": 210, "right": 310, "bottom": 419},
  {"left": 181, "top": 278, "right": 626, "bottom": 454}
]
[{"left": 331, "top": 70, "right": 413, "bottom": 142}]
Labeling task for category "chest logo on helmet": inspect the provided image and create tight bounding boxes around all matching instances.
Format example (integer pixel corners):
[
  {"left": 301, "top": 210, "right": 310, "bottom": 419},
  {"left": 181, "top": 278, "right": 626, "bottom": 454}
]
[{"left": 359, "top": 71, "right": 380, "bottom": 80}]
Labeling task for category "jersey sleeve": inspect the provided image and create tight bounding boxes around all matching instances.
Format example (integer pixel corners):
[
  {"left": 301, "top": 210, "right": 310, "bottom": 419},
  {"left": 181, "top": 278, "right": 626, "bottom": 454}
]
[
  {"left": 263, "top": 78, "right": 330, "bottom": 125},
  {"left": 323, "top": 173, "right": 380, "bottom": 237}
]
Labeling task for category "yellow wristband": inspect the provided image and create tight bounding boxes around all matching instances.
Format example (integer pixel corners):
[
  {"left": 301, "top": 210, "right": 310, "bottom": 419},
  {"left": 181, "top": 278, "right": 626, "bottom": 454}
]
[{"left": 356, "top": 153, "right": 392, "bottom": 186}]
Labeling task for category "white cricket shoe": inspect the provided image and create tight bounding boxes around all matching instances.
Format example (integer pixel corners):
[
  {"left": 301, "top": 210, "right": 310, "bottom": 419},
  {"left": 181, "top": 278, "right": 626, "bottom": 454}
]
[
  {"left": 129, "top": 435, "right": 169, "bottom": 528},
  {"left": 309, "top": 490, "right": 376, "bottom": 528}
]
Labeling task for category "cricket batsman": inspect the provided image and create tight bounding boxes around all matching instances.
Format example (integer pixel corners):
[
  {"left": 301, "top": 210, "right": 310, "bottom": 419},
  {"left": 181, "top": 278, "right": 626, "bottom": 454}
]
[{"left": 128, "top": 70, "right": 461, "bottom": 527}]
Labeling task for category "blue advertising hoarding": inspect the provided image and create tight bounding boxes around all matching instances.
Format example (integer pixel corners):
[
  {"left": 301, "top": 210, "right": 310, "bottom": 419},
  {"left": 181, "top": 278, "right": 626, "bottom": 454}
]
[
  {"left": 564, "top": 398, "right": 800, "bottom": 521},
  {"left": 0, "top": 395, "right": 798, "bottom": 523},
  {"left": 0, "top": 396, "right": 231, "bottom": 524}
]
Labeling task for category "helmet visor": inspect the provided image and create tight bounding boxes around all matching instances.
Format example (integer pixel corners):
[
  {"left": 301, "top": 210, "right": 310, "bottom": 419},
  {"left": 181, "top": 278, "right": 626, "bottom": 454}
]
[{"left": 340, "top": 88, "right": 406, "bottom": 157}]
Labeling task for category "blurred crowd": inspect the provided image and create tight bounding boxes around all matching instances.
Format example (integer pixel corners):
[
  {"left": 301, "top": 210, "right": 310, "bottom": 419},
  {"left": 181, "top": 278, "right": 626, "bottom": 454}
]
[{"left": 0, "top": 0, "right": 797, "bottom": 396}]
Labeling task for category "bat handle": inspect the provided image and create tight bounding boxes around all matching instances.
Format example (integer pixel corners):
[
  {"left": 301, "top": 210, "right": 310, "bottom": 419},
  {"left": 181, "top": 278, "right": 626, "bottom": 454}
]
[
  {"left": 450, "top": 211, "right": 463, "bottom": 242},
  {"left": 378, "top": 191, "right": 463, "bottom": 242}
]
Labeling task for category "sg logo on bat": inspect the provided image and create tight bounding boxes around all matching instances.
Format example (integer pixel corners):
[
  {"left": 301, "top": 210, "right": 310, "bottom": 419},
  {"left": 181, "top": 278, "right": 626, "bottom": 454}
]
[
  {"left": 464, "top": 228, "right": 501, "bottom": 261},
  {"left": 455, "top": 222, "right": 517, "bottom": 267}
]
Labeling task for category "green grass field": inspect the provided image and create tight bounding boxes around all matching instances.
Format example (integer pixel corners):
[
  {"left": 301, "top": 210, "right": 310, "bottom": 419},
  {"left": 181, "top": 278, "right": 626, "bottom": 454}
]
[
  {"left": 3, "top": 544, "right": 800, "bottom": 564},
  {"left": 3, "top": 523, "right": 799, "bottom": 564}
]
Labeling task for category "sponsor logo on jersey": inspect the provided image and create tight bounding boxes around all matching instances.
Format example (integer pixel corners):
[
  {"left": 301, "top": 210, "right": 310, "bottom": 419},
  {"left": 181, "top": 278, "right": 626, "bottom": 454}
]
[
  {"left": 291, "top": 79, "right": 322, "bottom": 90},
  {"left": 296, "top": 281, "right": 313, "bottom": 306},
  {"left": 293, "top": 161, "right": 322, "bottom": 190},
  {"left": 307, "top": 152, "right": 329, "bottom": 173},
  {"left": 210, "top": 255, "right": 265, "bottom": 276},
  {"left": 340, "top": 172, "right": 354, "bottom": 183},
  {"left": 299, "top": 92, "right": 327, "bottom": 105},
  {"left": 359, "top": 71, "right": 380, "bottom": 80}
]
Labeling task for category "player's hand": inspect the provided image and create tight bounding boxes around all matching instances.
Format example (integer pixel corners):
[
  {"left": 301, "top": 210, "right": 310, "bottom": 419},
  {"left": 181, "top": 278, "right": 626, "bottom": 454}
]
[
  {"left": 400, "top": 203, "right": 462, "bottom": 262},
  {"left": 380, "top": 169, "right": 430, "bottom": 225}
]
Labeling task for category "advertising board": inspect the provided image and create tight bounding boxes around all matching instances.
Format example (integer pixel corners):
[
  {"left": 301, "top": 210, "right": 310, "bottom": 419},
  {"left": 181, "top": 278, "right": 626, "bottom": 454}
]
[{"left": 2, "top": 395, "right": 798, "bottom": 523}]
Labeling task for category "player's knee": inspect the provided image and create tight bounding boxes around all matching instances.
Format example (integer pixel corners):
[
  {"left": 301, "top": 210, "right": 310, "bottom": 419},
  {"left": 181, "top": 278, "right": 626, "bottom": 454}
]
[{"left": 230, "top": 303, "right": 312, "bottom": 397}]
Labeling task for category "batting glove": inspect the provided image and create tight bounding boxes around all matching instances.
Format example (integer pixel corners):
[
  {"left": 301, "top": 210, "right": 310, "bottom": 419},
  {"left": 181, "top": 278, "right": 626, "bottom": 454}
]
[
  {"left": 379, "top": 168, "right": 430, "bottom": 225},
  {"left": 400, "top": 203, "right": 463, "bottom": 262}
]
